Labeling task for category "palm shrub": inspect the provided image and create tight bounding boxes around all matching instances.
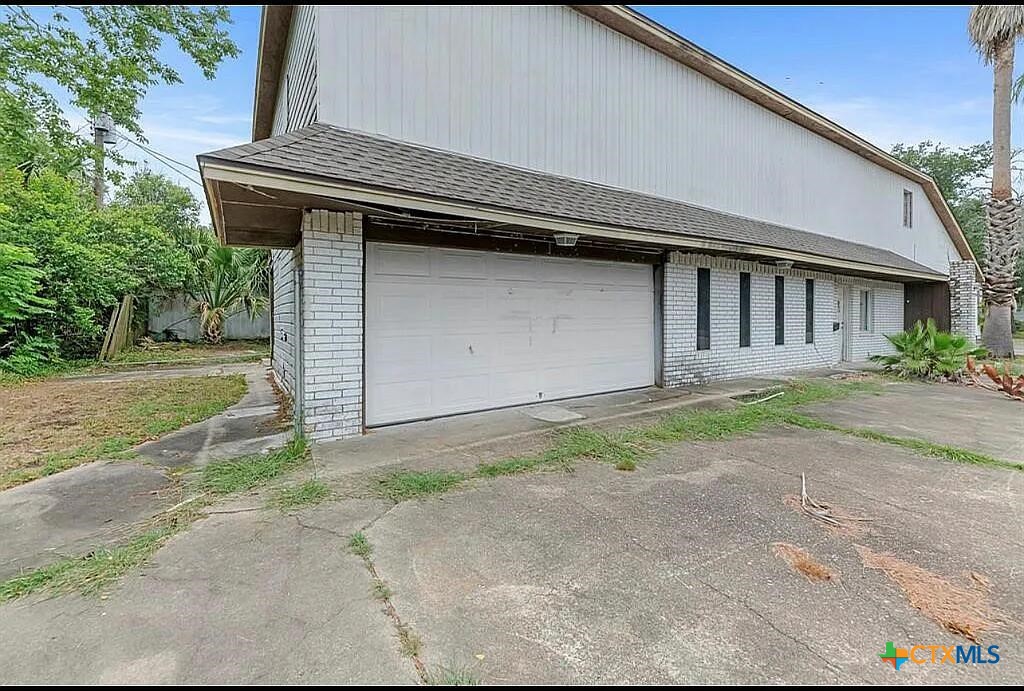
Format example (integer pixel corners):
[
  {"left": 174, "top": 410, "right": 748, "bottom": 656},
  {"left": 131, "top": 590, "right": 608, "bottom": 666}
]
[
  {"left": 871, "top": 319, "right": 986, "bottom": 379},
  {"left": 182, "top": 228, "right": 268, "bottom": 344}
]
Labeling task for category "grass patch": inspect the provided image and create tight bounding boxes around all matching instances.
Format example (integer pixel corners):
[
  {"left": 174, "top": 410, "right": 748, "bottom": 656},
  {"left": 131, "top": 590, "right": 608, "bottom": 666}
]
[
  {"left": 199, "top": 437, "right": 309, "bottom": 495},
  {"left": 273, "top": 479, "right": 330, "bottom": 509},
  {"left": 376, "top": 470, "right": 467, "bottom": 501},
  {"left": 348, "top": 531, "right": 372, "bottom": 558},
  {"left": 373, "top": 379, "right": 887, "bottom": 502},
  {"left": 425, "top": 665, "right": 480, "bottom": 686},
  {"left": 782, "top": 413, "right": 1023, "bottom": 471},
  {"left": 111, "top": 340, "right": 269, "bottom": 365},
  {"left": 1, "top": 374, "right": 247, "bottom": 490},
  {"left": 0, "top": 499, "right": 202, "bottom": 602}
]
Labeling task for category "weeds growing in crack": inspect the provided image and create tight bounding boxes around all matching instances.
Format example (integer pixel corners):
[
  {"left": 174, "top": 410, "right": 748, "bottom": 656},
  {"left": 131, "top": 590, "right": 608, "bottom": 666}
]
[
  {"left": 396, "top": 622, "right": 423, "bottom": 658},
  {"left": 346, "top": 531, "right": 429, "bottom": 681},
  {"left": 425, "top": 663, "right": 480, "bottom": 686},
  {"left": 371, "top": 577, "right": 392, "bottom": 601},
  {"left": 348, "top": 531, "right": 372, "bottom": 558}
]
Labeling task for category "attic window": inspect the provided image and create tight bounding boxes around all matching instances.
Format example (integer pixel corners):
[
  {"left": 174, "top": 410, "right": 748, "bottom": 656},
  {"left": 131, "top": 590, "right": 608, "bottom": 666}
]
[{"left": 902, "top": 189, "right": 913, "bottom": 228}]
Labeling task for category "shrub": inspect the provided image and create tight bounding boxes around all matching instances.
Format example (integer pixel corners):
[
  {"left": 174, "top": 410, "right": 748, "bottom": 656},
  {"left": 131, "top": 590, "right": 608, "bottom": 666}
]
[{"left": 871, "top": 319, "right": 986, "bottom": 379}]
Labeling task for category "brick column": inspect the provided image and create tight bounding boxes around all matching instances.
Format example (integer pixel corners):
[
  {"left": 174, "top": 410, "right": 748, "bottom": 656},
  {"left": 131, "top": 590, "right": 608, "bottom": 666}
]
[
  {"left": 662, "top": 252, "right": 690, "bottom": 388},
  {"left": 300, "top": 210, "right": 363, "bottom": 440},
  {"left": 949, "top": 260, "right": 980, "bottom": 344}
]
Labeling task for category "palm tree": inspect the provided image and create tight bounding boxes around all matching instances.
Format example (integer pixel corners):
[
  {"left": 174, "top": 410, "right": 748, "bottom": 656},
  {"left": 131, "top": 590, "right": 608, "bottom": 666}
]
[
  {"left": 182, "top": 228, "right": 268, "bottom": 344},
  {"left": 968, "top": 5, "right": 1024, "bottom": 357}
]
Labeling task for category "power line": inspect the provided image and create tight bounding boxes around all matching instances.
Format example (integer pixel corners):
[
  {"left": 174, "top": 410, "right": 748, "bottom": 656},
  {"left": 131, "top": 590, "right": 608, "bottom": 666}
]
[{"left": 112, "top": 131, "right": 203, "bottom": 186}]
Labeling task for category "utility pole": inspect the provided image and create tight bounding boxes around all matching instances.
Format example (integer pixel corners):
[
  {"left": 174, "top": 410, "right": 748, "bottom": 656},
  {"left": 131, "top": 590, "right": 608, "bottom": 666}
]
[{"left": 92, "top": 114, "right": 115, "bottom": 208}]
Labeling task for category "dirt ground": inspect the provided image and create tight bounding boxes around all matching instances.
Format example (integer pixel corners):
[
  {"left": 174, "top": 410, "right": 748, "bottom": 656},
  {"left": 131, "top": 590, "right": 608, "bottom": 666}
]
[{"left": 0, "top": 375, "right": 246, "bottom": 487}]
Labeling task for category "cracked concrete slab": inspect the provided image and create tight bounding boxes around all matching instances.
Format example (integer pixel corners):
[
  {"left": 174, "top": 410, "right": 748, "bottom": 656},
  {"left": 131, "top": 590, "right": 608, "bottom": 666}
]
[
  {"left": 802, "top": 381, "right": 1024, "bottom": 463},
  {"left": 0, "top": 461, "right": 173, "bottom": 581},
  {"left": 365, "top": 426, "right": 1023, "bottom": 684},
  {"left": 137, "top": 365, "right": 288, "bottom": 468},
  {"left": 0, "top": 499, "right": 415, "bottom": 685}
]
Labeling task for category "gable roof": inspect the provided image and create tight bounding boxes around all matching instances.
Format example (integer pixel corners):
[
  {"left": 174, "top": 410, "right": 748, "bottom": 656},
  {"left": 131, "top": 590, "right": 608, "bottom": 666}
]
[
  {"left": 201, "top": 123, "right": 945, "bottom": 280},
  {"left": 248, "top": 4, "right": 978, "bottom": 274}
]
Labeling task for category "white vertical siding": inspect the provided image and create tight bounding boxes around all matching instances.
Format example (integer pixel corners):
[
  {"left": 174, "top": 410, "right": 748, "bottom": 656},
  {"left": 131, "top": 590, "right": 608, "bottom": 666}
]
[
  {"left": 269, "top": 6, "right": 317, "bottom": 396},
  {"left": 271, "top": 248, "right": 297, "bottom": 395},
  {"left": 316, "top": 5, "right": 958, "bottom": 274},
  {"left": 272, "top": 4, "right": 318, "bottom": 136}
]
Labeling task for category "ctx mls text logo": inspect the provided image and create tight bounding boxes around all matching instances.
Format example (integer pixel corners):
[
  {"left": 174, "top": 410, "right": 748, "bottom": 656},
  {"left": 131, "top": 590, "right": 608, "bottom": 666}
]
[{"left": 879, "top": 641, "right": 1000, "bottom": 670}]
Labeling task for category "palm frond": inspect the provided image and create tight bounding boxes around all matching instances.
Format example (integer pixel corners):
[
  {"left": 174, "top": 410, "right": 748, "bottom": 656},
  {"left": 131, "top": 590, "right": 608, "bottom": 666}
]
[{"left": 968, "top": 5, "right": 1024, "bottom": 62}]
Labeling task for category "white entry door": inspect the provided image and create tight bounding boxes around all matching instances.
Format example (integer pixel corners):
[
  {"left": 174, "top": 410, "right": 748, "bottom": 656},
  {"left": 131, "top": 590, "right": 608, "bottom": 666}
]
[{"left": 365, "top": 243, "right": 655, "bottom": 426}]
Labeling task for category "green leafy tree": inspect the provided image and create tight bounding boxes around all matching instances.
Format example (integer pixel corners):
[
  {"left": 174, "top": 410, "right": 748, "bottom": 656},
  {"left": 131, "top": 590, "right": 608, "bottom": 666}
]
[
  {"left": 0, "top": 242, "right": 52, "bottom": 340},
  {"left": 0, "top": 6, "right": 238, "bottom": 136},
  {"left": 0, "top": 169, "right": 189, "bottom": 357},
  {"left": 183, "top": 229, "right": 268, "bottom": 344},
  {"left": 113, "top": 170, "right": 201, "bottom": 244}
]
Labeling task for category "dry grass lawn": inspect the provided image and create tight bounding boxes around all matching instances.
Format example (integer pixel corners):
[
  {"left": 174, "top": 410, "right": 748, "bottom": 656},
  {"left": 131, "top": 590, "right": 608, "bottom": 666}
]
[{"left": 0, "top": 375, "right": 247, "bottom": 490}]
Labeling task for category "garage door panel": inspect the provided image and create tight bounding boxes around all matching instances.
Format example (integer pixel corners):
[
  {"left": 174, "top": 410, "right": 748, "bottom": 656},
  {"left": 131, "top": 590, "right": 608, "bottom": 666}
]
[
  {"left": 370, "top": 291, "right": 432, "bottom": 325},
  {"left": 366, "top": 243, "right": 654, "bottom": 426},
  {"left": 372, "top": 244, "right": 431, "bottom": 277},
  {"left": 492, "top": 254, "right": 539, "bottom": 281},
  {"left": 437, "top": 249, "right": 488, "bottom": 279}
]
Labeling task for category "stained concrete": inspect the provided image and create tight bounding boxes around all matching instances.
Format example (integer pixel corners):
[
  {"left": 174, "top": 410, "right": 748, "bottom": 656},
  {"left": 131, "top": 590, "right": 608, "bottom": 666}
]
[
  {"left": 0, "top": 461, "right": 173, "bottom": 580},
  {"left": 314, "top": 374, "right": 806, "bottom": 478},
  {"left": 1, "top": 363, "right": 288, "bottom": 584},
  {"left": 137, "top": 365, "right": 289, "bottom": 467},
  {"left": 0, "top": 500, "right": 415, "bottom": 684},
  {"left": 803, "top": 381, "right": 1024, "bottom": 463},
  {"left": 365, "top": 426, "right": 1023, "bottom": 684},
  {"left": 3, "top": 379, "right": 1021, "bottom": 684}
]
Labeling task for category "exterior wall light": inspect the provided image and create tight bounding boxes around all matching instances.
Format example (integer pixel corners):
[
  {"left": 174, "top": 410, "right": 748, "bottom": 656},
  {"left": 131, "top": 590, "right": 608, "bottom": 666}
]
[{"left": 553, "top": 232, "right": 580, "bottom": 247}]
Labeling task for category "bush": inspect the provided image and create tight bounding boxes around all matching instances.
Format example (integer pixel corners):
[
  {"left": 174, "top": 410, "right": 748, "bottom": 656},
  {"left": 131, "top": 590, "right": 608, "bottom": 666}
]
[
  {"left": 871, "top": 319, "right": 986, "bottom": 379},
  {"left": 0, "top": 334, "right": 60, "bottom": 376}
]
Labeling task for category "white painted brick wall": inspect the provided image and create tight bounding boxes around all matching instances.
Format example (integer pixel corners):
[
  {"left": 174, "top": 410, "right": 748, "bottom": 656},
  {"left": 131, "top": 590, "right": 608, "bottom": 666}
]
[
  {"left": 663, "top": 253, "right": 904, "bottom": 385},
  {"left": 836, "top": 276, "right": 904, "bottom": 362},
  {"left": 949, "top": 260, "right": 980, "bottom": 343},
  {"left": 271, "top": 248, "right": 297, "bottom": 395},
  {"left": 300, "top": 210, "right": 364, "bottom": 440}
]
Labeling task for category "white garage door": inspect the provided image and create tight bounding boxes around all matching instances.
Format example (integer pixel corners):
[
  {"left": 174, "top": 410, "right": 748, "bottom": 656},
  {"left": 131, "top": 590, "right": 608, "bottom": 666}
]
[{"left": 365, "top": 243, "right": 655, "bottom": 426}]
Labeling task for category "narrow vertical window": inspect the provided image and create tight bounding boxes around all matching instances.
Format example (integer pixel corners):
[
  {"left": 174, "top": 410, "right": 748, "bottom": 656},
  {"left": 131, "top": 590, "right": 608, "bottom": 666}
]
[
  {"left": 860, "top": 290, "right": 873, "bottom": 331},
  {"left": 739, "top": 272, "right": 751, "bottom": 347},
  {"left": 902, "top": 189, "right": 913, "bottom": 228},
  {"left": 697, "top": 268, "right": 711, "bottom": 351},
  {"left": 805, "top": 278, "right": 814, "bottom": 344},
  {"left": 774, "top": 276, "right": 785, "bottom": 345}
]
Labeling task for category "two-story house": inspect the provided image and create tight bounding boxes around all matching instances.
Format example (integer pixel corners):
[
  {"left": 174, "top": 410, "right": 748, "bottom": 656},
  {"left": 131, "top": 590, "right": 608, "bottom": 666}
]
[{"left": 199, "top": 5, "right": 981, "bottom": 442}]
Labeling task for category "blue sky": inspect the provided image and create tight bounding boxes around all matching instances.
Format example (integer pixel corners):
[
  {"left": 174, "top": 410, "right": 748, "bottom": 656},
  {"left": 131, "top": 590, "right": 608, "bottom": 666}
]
[{"left": 108, "top": 5, "right": 1013, "bottom": 221}]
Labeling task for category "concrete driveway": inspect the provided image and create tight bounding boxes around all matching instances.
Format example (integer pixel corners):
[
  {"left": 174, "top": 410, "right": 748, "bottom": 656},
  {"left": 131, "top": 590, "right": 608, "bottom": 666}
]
[{"left": 1, "top": 380, "right": 1020, "bottom": 684}]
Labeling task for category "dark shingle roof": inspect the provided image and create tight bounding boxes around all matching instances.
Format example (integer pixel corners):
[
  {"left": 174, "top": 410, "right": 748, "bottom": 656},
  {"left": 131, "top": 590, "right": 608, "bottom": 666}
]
[{"left": 201, "top": 123, "right": 943, "bottom": 277}]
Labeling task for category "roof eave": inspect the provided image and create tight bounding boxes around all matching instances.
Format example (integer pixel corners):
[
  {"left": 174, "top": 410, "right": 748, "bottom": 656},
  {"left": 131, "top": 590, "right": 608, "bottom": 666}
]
[
  {"left": 251, "top": 5, "right": 294, "bottom": 142},
  {"left": 199, "top": 156, "right": 948, "bottom": 282}
]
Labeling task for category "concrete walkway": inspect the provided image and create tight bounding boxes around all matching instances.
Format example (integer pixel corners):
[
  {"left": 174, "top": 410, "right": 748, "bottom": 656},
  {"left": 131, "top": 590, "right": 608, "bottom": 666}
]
[
  {"left": 137, "top": 364, "right": 290, "bottom": 467},
  {"left": 0, "top": 362, "right": 287, "bottom": 581},
  {"left": 314, "top": 367, "right": 855, "bottom": 478}
]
